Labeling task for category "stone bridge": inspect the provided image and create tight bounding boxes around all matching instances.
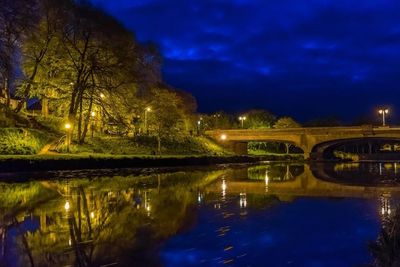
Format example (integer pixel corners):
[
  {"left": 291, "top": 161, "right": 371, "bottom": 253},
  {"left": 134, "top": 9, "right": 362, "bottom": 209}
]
[{"left": 205, "top": 126, "right": 400, "bottom": 159}]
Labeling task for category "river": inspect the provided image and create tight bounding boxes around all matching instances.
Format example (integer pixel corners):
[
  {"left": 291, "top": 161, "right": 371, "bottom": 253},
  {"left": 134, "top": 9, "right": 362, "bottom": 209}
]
[{"left": 0, "top": 162, "right": 399, "bottom": 267}]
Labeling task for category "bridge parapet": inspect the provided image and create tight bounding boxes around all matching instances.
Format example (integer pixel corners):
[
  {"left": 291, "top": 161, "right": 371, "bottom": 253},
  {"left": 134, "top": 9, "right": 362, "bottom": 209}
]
[{"left": 205, "top": 126, "right": 400, "bottom": 159}]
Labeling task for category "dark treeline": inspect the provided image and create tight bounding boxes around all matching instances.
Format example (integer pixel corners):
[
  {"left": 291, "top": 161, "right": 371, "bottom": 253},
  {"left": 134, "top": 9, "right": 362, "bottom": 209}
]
[{"left": 0, "top": 0, "right": 196, "bottom": 144}]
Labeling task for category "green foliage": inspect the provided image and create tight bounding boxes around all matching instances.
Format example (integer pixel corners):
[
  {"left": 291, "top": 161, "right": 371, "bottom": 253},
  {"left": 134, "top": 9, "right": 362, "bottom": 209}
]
[
  {"left": 274, "top": 117, "right": 301, "bottom": 128},
  {"left": 0, "top": 104, "right": 31, "bottom": 127},
  {"left": 242, "top": 109, "right": 276, "bottom": 129},
  {"left": 0, "top": 128, "right": 53, "bottom": 155},
  {"left": 199, "top": 111, "right": 235, "bottom": 130}
]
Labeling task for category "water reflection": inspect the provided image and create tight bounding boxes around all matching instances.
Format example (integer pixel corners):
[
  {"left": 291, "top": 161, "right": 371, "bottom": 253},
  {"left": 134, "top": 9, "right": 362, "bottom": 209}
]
[
  {"left": 370, "top": 203, "right": 400, "bottom": 267},
  {"left": 317, "top": 162, "right": 400, "bottom": 185},
  {"left": 0, "top": 163, "right": 400, "bottom": 266}
]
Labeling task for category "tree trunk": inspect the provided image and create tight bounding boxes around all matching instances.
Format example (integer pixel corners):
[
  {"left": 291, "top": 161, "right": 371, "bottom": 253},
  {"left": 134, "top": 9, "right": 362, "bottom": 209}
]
[
  {"left": 157, "top": 135, "right": 161, "bottom": 156},
  {"left": 77, "top": 94, "right": 83, "bottom": 142},
  {"left": 15, "top": 62, "right": 40, "bottom": 113},
  {"left": 4, "top": 78, "right": 10, "bottom": 107}
]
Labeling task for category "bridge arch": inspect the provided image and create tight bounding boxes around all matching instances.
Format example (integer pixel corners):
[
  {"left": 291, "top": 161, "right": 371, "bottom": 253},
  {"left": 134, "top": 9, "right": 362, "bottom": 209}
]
[{"left": 311, "top": 137, "right": 400, "bottom": 160}]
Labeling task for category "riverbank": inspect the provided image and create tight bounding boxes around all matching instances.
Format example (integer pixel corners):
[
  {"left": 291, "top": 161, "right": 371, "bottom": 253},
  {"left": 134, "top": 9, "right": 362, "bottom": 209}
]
[{"left": 0, "top": 154, "right": 303, "bottom": 174}]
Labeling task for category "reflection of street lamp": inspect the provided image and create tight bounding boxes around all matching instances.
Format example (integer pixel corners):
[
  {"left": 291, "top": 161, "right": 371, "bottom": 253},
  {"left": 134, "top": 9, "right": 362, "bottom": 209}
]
[
  {"left": 65, "top": 123, "right": 72, "bottom": 152},
  {"left": 144, "top": 107, "right": 151, "bottom": 134},
  {"left": 380, "top": 193, "right": 392, "bottom": 218},
  {"left": 238, "top": 116, "right": 246, "bottom": 128},
  {"left": 265, "top": 170, "right": 270, "bottom": 193},
  {"left": 239, "top": 192, "right": 247, "bottom": 208},
  {"left": 221, "top": 178, "right": 227, "bottom": 199},
  {"left": 378, "top": 108, "right": 389, "bottom": 126}
]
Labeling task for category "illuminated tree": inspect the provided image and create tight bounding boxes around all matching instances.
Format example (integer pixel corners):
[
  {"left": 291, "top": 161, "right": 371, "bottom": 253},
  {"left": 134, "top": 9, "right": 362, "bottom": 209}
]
[
  {"left": 242, "top": 109, "right": 276, "bottom": 129},
  {"left": 274, "top": 117, "right": 301, "bottom": 129}
]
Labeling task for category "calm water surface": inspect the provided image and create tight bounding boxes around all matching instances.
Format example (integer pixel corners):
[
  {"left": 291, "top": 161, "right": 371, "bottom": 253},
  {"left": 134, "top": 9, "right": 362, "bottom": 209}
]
[{"left": 1, "top": 162, "right": 400, "bottom": 267}]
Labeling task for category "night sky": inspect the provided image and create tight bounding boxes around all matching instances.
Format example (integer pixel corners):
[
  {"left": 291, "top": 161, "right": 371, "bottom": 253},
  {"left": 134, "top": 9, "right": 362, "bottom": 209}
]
[{"left": 91, "top": 0, "right": 400, "bottom": 122}]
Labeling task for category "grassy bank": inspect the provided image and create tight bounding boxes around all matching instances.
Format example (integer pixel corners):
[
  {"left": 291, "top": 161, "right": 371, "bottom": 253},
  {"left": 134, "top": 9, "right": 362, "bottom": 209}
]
[
  {"left": 0, "top": 128, "right": 55, "bottom": 155},
  {"left": 70, "top": 135, "right": 228, "bottom": 156}
]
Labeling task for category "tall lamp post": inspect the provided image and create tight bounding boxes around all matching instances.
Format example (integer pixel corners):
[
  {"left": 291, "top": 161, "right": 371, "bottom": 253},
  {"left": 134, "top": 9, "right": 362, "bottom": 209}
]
[
  {"left": 100, "top": 93, "right": 105, "bottom": 133},
  {"left": 197, "top": 117, "right": 203, "bottom": 135},
  {"left": 65, "top": 123, "right": 72, "bottom": 152},
  {"left": 378, "top": 108, "right": 389, "bottom": 126},
  {"left": 238, "top": 116, "right": 246, "bottom": 128},
  {"left": 144, "top": 107, "right": 151, "bottom": 134}
]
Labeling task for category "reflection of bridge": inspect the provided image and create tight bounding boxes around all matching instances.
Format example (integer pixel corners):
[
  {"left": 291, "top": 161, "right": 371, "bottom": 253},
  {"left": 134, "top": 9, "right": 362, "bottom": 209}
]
[
  {"left": 206, "top": 126, "right": 400, "bottom": 159},
  {"left": 205, "top": 165, "right": 400, "bottom": 199}
]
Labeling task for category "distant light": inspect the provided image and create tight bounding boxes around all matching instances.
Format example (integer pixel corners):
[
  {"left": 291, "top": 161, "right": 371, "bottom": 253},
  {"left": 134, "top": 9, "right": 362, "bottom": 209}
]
[
  {"left": 90, "top": 211, "right": 94, "bottom": 218},
  {"left": 100, "top": 93, "right": 105, "bottom": 99},
  {"left": 65, "top": 123, "right": 71, "bottom": 130},
  {"left": 91, "top": 111, "right": 96, "bottom": 117},
  {"left": 220, "top": 134, "right": 227, "bottom": 141},
  {"left": 64, "top": 201, "right": 70, "bottom": 211},
  {"left": 146, "top": 107, "right": 151, "bottom": 112}
]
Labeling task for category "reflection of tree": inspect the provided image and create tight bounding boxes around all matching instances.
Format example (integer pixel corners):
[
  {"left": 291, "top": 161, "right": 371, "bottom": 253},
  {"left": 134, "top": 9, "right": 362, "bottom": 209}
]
[
  {"left": 247, "top": 164, "right": 304, "bottom": 182},
  {"left": 370, "top": 204, "right": 400, "bottom": 267},
  {"left": 0, "top": 170, "right": 223, "bottom": 267}
]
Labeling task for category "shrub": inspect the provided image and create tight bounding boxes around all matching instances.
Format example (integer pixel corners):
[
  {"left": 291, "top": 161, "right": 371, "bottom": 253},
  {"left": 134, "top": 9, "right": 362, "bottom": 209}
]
[{"left": 0, "top": 128, "right": 53, "bottom": 155}]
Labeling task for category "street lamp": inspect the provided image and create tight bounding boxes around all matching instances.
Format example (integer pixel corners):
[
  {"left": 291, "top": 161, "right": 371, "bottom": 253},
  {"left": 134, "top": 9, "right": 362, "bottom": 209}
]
[
  {"left": 238, "top": 116, "right": 246, "bottom": 128},
  {"left": 65, "top": 123, "right": 72, "bottom": 152},
  {"left": 64, "top": 200, "right": 70, "bottom": 212},
  {"left": 144, "top": 107, "right": 151, "bottom": 134},
  {"left": 197, "top": 117, "right": 203, "bottom": 135},
  {"left": 378, "top": 108, "right": 389, "bottom": 126}
]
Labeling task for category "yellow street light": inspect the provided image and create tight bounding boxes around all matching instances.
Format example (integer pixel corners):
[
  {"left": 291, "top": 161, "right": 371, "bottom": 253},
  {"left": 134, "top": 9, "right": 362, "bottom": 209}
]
[
  {"left": 144, "top": 107, "right": 152, "bottom": 134},
  {"left": 238, "top": 116, "right": 246, "bottom": 128},
  {"left": 65, "top": 123, "right": 72, "bottom": 152},
  {"left": 64, "top": 200, "right": 70, "bottom": 212}
]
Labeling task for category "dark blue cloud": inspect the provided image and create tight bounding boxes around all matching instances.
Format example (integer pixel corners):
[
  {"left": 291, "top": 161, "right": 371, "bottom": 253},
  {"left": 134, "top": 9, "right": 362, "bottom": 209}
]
[{"left": 91, "top": 0, "right": 400, "bottom": 122}]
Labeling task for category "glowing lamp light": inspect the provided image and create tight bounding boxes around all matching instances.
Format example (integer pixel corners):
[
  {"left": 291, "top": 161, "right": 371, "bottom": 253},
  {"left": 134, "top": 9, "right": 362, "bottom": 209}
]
[
  {"left": 91, "top": 111, "right": 96, "bottom": 117},
  {"left": 145, "top": 107, "right": 151, "bottom": 112},
  {"left": 64, "top": 201, "right": 70, "bottom": 211},
  {"left": 100, "top": 93, "right": 105, "bottom": 99},
  {"left": 220, "top": 134, "right": 227, "bottom": 141},
  {"left": 65, "top": 123, "right": 71, "bottom": 130}
]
